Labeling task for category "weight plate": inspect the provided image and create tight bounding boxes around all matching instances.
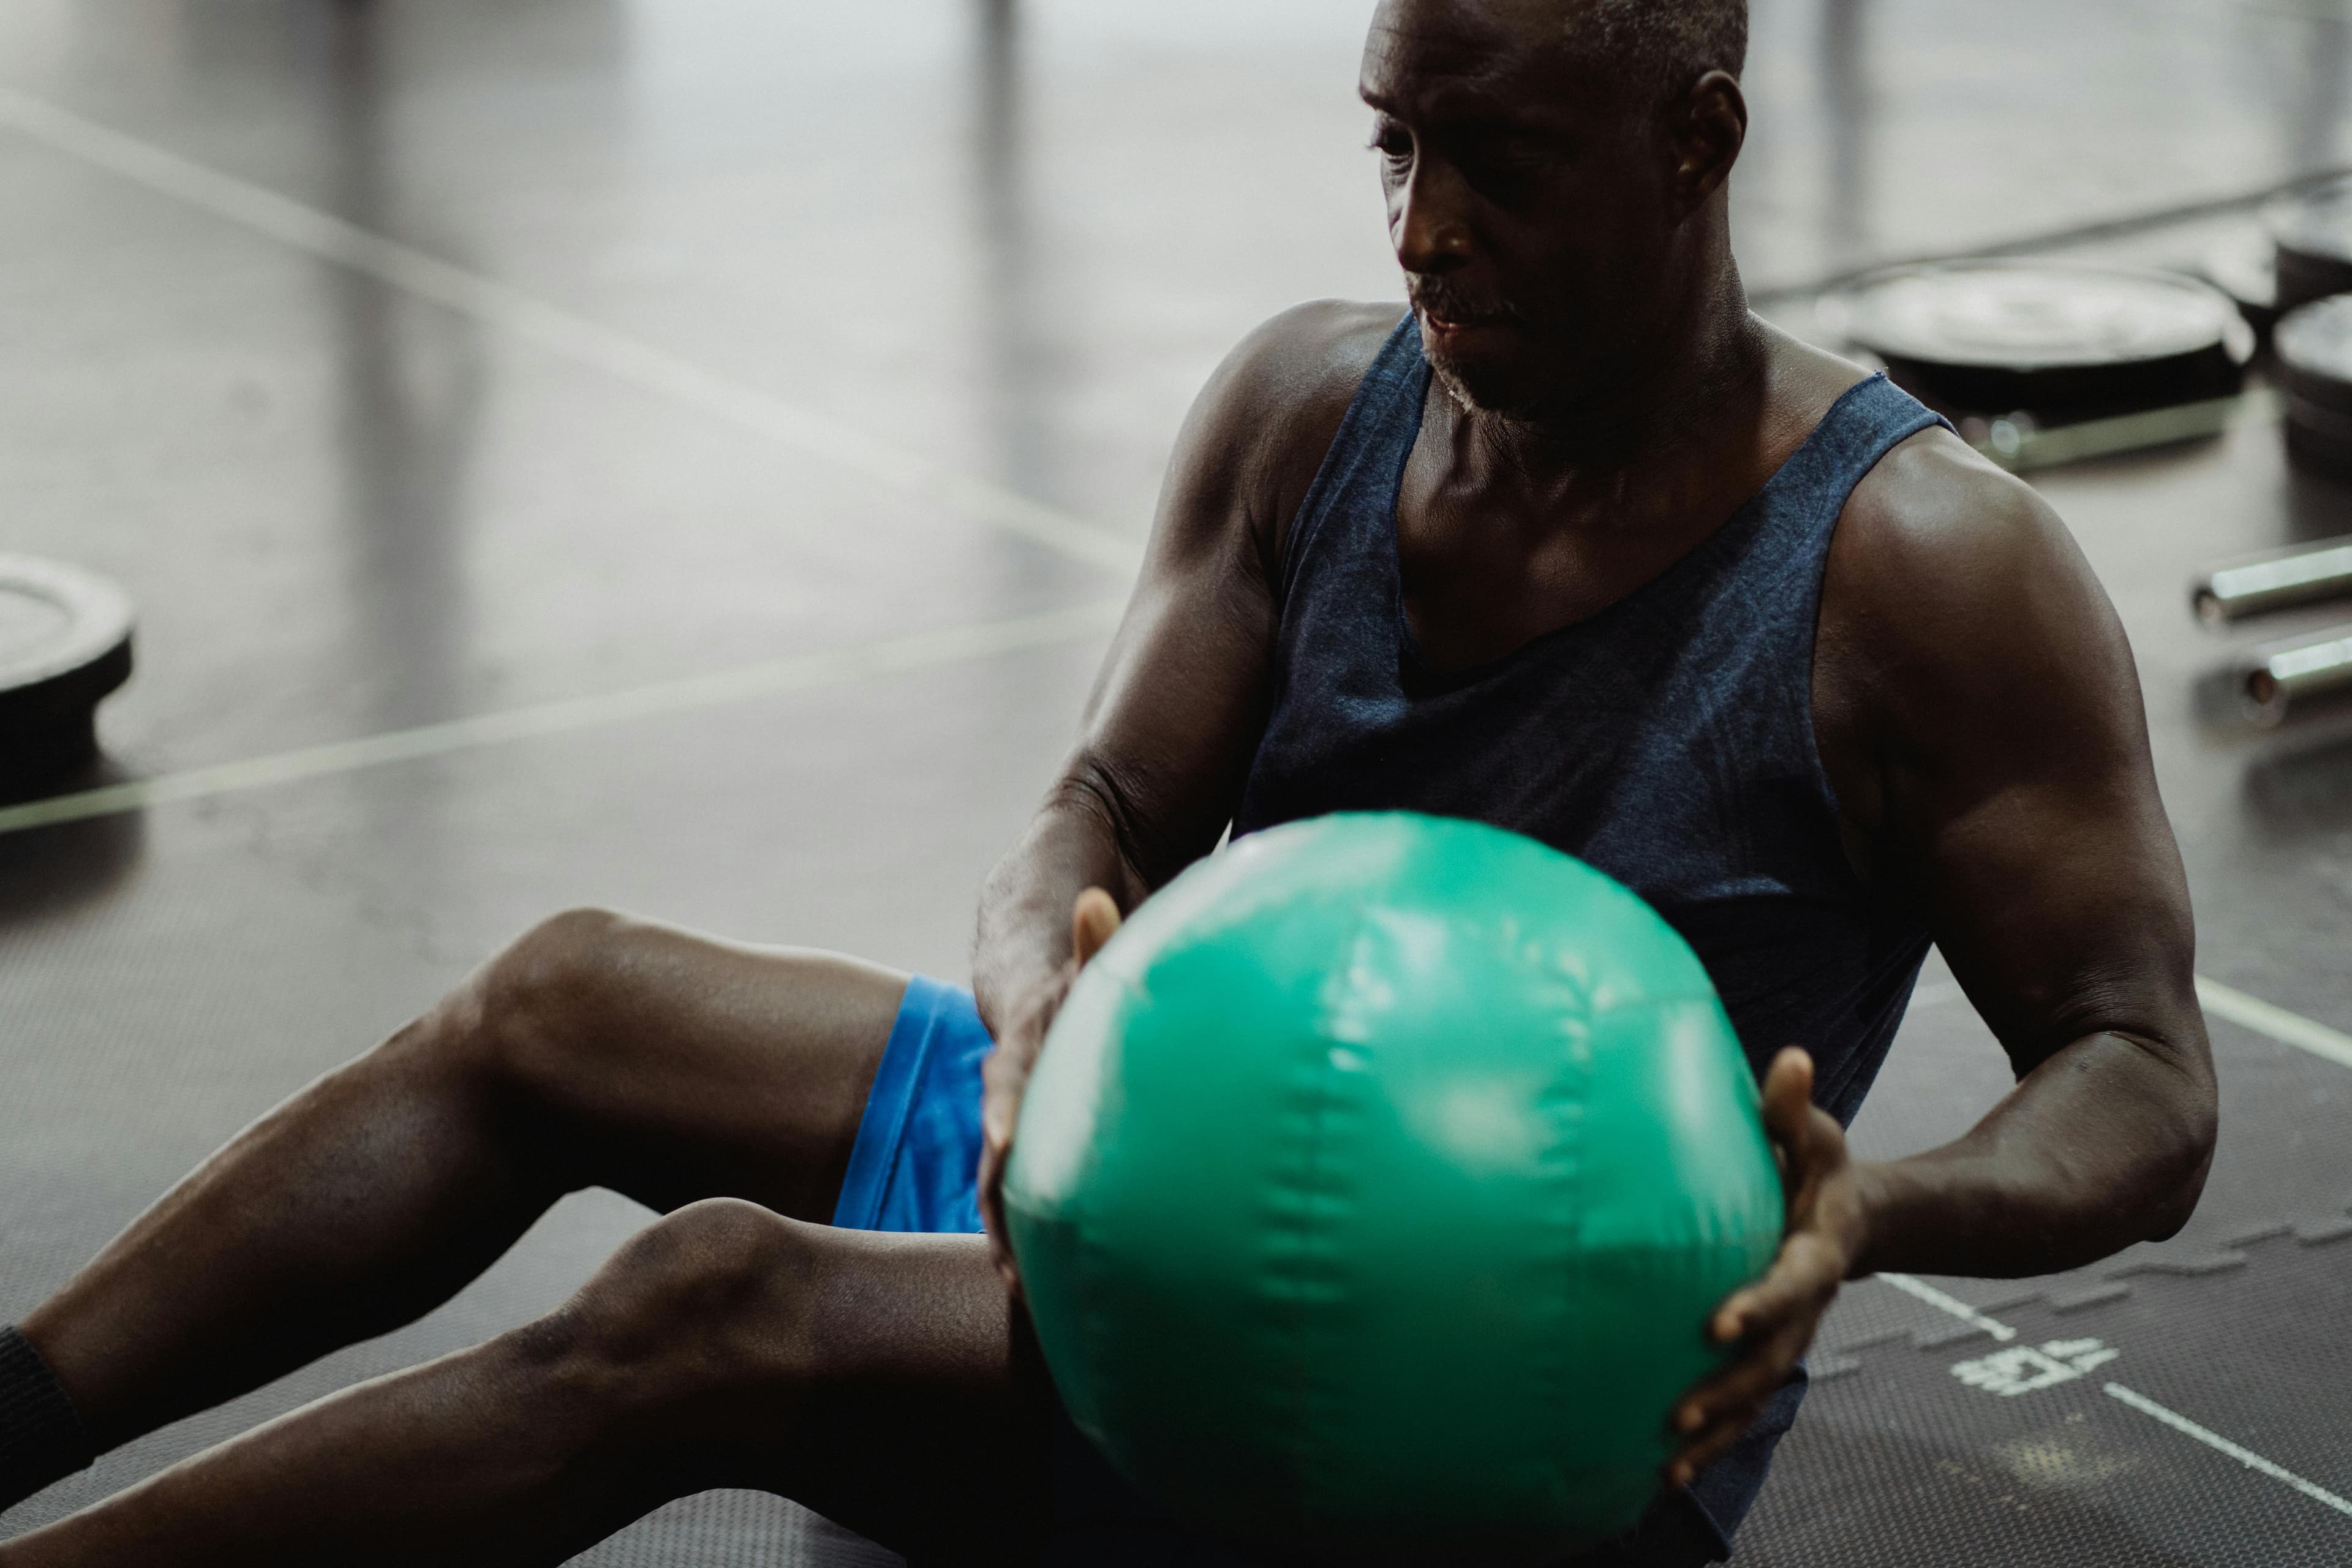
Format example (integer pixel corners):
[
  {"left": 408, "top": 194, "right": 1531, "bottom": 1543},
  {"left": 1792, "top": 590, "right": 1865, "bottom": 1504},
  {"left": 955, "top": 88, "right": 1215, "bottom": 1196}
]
[
  {"left": 0, "top": 555, "right": 134, "bottom": 785},
  {"left": 2274, "top": 296, "right": 2352, "bottom": 478},
  {"left": 2266, "top": 177, "right": 2352, "bottom": 314},
  {"left": 1834, "top": 262, "right": 2247, "bottom": 424},
  {"left": 2275, "top": 294, "right": 2352, "bottom": 418}
]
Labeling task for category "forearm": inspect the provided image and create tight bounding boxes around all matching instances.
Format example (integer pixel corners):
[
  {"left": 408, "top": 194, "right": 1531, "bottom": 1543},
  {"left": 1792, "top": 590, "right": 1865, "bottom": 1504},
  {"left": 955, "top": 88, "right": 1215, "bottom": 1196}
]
[
  {"left": 1848, "top": 1029, "right": 2217, "bottom": 1280},
  {"left": 970, "top": 781, "right": 1148, "bottom": 1039}
]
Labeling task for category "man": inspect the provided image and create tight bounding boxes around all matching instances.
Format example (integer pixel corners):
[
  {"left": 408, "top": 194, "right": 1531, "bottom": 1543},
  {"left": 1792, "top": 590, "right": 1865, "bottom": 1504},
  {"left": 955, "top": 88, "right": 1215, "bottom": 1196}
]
[{"left": 0, "top": 0, "right": 2216, "bottom": 1563}]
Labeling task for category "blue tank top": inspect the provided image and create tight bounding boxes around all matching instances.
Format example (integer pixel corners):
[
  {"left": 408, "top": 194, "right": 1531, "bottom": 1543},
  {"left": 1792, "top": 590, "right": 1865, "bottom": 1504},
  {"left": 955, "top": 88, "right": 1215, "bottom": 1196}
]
[{"left": 1229, "top": 314, "right": 1947, "bottom": 1553}]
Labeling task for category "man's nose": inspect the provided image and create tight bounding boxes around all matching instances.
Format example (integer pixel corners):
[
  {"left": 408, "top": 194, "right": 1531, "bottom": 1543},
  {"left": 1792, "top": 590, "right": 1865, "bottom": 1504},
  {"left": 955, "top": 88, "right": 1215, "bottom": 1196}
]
[{"left": 1390, "top": 157, "right": 1474, "bottom": 276}]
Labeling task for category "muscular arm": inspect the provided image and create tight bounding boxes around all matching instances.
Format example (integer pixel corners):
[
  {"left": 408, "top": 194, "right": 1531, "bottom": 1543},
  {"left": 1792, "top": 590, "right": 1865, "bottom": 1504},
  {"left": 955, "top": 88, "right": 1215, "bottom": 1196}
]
[
  {"left": 1672, "top": 431, "right": 2217, "bottom": 1484},
  {"left": 1823, "top": 433, "right": 2216, "bottom": 1277},
  {"left": 970, "top": 303, "right": 1393, "bottom": 1277}
]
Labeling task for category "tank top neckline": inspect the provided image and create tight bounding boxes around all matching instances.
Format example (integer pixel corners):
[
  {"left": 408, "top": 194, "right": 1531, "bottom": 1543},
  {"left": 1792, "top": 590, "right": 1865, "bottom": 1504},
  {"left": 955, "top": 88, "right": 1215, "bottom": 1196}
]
[{"left": 1374, "top": 338, "right": 1889, "bottom": 693}]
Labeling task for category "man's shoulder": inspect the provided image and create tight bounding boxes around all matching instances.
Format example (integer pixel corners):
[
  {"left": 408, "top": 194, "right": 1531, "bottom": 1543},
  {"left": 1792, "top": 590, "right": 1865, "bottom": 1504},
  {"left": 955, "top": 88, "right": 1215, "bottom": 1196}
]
[
  {"left": 1209, "top": 300, "right": 1403, "bottom": 455},
  {"left": 1180, "top": 301, "right": 1407, "bottom": 557},
  {"left": 1835, "top": 421, "right": 2079, "bottom": 623},
  {"left": 1223, "top": 300, "right": 1403, "bottom": 395},
  {"left": 1823, "top": 403, "right": 2132, "bottom": 758}
]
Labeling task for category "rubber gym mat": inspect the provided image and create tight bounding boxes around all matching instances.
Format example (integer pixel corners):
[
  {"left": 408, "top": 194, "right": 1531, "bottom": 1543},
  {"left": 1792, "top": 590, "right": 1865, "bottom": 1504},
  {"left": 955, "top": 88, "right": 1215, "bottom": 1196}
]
[
  {"left": 575, "top": 1494, "right": 902, "bottom": 1568},
  {"left": 1741, "top": 1242, "right": 2352, "bottom": 1566},
  {"left": 1732, "top": 956, "right": 2352, "bottom": 1567}
]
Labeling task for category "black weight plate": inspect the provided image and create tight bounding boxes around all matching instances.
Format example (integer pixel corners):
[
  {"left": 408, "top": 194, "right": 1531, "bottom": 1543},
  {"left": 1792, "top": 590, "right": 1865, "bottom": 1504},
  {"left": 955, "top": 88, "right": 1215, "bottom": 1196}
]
[
  {"left": 2273, "top": 295, "right": 2352, "bottom": 479},
  {"left": 2275, "top": 297, "right": 2352, "bottom": 478},
  {"left": 1834, "top": 262, "right": 2247, "bottom": 424},
  {"left": 2274, "top": 293, "right": 2352, "bottom": 415},
  {"left": 2284, "top": 414, "right": 2352, "bottom": 480},
  {"left": 2266, "top": 176, "right": 2352, "bottom": 314},
  {"left": 0, "top": 556, "right": 134, "bottom": 785}
]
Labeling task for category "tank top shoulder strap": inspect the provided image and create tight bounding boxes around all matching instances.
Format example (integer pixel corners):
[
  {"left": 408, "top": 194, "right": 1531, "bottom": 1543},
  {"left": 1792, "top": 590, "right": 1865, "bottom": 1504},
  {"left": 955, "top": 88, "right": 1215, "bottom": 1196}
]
[
  {"left": 1747, "top": 372, "right": 1951, "bottom": 560},
  {"left": 1278, "top": 312, "right": 1429, "bottom": 599}
]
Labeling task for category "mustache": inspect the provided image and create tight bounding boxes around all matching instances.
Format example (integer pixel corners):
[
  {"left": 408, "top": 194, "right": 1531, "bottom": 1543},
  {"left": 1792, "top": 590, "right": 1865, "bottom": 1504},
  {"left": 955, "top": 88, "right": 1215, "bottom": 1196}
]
[{"left": 1409, "top": 277, "right": 1523, "bottom": 326}]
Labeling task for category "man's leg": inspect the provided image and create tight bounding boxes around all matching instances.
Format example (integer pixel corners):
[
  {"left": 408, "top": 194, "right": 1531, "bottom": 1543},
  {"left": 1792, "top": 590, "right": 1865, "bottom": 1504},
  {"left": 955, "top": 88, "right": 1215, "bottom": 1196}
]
[
  {"left": 1, "top": 1204, "right": 1047, "bottom": 1567},
  {"left": 7, "top": 908, "right": 914, "bottom": 1479}
]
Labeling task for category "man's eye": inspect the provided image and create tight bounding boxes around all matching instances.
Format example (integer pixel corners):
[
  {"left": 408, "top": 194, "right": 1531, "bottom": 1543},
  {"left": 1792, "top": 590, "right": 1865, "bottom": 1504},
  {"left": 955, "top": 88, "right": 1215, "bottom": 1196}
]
[
  {"left": 1367, "top": 127, "right": 1414, "bottom": 162},
  {"left": 1458, "top": 140, "right": 1555, "bottom": 202},
  {"left": 1471, "top": 137, "right": 1548, "bottom": 170}
]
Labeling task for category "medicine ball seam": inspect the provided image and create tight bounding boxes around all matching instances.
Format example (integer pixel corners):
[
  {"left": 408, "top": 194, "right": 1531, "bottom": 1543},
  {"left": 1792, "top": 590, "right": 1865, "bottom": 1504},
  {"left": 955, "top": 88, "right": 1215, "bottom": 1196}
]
[{"left": 1262, "top": 902, "right": 1371, "bottom": 1537}]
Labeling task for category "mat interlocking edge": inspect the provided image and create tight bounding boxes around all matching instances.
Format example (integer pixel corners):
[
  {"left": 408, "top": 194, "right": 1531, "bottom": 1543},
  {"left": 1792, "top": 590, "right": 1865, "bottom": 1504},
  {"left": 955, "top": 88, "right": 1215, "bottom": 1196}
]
[{"left": 1735, "top": 964, "right": 2352, "bottom": 1567}]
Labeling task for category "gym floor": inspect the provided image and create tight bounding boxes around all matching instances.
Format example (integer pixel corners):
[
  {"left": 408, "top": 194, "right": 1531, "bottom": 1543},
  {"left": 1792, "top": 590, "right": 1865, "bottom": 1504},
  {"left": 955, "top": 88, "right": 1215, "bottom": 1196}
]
[{"left": 1, "top": 1, "right": 2348, "bottom": 1562}]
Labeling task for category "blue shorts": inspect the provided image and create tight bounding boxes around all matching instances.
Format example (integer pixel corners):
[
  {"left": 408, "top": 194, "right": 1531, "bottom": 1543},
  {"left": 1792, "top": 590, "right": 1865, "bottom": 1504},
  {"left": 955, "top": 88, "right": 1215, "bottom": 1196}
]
[
  {"left": 832, "top": 976, "right": 1749, "bottom": 1567},
  {"left": 830, "top": 975, "right": 992, "bottom": 1235}
]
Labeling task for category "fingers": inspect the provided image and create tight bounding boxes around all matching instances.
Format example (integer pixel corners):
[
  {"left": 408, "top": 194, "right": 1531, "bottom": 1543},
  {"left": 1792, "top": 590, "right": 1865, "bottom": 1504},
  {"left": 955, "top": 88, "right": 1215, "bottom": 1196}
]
[
  {"left": 976, "top": 1139, "right": 1021, "bottom": 1292},
  {"left": 1071, "top": 887, "right": 1123, "bottom": 967},
  {"left": 1762, "top": 1048, "right": 1858, "bottom": 1242},
  {"left": 1667, "top": 1284, "right": 1834, "bottom": 1487},
  {"left": 1691, "top": 1287, "right": 1824, "bottom": 1416},
  {"left": 977, "top": 1044, "right": 1023, "bottom": 1289},
  {"left": 980, "top": 1030, "right": 1028, "bottom": 1149},
  {"left": 978, "top": 973, "right": 1072, "bottom": 1297},
  {"left": 1665, "top": 1313, "right": 1811, "bottom": 1484},
  {"left": 1761, "top": 1047, "right": 1815, "bottom": 1147},
  {"left": 974, "top": 891, "right": 1121, "bottom": 1299},
  {"left": 1706, "top": 1228, "right": 1845, "bottom": 1346},
  {"left": 1669, "top": 1223, "right": 1847, "bottom": 1488}
]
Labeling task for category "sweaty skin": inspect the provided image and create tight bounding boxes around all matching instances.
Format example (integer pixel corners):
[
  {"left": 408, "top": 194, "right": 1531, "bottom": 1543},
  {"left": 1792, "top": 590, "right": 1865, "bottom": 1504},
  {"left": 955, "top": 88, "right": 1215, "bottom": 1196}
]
[{"left": 976, "top": 0, "right": 2217, "bottom": 1496}]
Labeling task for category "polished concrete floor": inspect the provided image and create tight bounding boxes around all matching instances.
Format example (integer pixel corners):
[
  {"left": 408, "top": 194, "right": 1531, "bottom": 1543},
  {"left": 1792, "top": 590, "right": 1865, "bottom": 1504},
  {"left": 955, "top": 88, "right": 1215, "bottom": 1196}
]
[{"left": 1, "top": 1, "right": 2350, "bottom": 1563}]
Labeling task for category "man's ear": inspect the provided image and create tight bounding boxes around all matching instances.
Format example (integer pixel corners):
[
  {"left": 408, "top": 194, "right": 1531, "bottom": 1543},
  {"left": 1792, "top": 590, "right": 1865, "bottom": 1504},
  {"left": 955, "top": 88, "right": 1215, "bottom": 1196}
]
[{"left": 1668, "top": 69, "right": 1747, "bottom": 212}]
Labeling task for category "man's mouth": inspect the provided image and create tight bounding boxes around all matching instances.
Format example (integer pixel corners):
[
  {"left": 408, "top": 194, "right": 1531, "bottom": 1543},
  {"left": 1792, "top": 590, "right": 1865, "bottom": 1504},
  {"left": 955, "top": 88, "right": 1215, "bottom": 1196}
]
[
  {"left": 1419, "top": 304, "right": 1513, "bottom": 342},
  {"left": 1413, "top": 293, "right": 1517, "bottom": 340}
]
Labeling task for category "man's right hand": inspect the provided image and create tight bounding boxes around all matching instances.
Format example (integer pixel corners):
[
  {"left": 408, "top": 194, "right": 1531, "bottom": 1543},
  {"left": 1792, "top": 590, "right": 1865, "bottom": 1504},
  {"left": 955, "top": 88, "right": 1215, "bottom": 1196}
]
[{"left": 979, "top": 887, "right": 1124, "bottom": 1293}]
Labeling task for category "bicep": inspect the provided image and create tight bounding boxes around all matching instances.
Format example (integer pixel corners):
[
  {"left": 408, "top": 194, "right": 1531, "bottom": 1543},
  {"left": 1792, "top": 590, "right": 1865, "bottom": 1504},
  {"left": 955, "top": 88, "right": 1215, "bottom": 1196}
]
[{"left": 1861, "top": 478, "right": 2199, "bottom": 1074}]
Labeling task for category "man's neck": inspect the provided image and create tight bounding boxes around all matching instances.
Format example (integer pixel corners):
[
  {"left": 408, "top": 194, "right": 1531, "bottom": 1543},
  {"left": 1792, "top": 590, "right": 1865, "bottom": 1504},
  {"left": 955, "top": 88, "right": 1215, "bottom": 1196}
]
[{"left": 1449, "top": 262, "right": 1770, "bottom": 507}]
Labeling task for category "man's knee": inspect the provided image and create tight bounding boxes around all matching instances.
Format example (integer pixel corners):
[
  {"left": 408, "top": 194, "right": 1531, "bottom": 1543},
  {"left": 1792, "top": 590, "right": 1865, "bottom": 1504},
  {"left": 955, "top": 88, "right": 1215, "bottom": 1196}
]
[
  {"left": 511, "top": 1200, "right": 826, "bottom": 1419},
  {"left": 401, "top": 907, "right": 637, "bottom": 1089}
]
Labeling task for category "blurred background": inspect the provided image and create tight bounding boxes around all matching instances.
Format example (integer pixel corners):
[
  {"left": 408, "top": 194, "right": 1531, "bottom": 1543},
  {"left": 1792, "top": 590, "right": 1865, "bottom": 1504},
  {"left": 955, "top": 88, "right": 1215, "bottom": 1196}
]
[{"left": 3, "top": 2, "right": 2351, "bottom": 1564}]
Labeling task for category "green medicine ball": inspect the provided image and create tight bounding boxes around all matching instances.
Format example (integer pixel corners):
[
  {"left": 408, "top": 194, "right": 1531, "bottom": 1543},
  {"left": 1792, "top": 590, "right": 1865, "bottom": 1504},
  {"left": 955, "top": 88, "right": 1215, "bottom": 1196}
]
[{"left": 1004, "top": 813, "right": 1785, "bottom": 1565}]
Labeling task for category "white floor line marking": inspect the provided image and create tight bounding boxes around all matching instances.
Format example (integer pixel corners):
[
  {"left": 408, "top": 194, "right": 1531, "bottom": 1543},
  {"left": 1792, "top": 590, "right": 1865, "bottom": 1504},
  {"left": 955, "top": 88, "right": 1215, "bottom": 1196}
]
[
  {"left": 0, "top": 88, "right": 1143, "bottom": 579},
  {"left": 0, "top": 598, "right": 1124, "bottom": 839},
  {"left": 1875, "top": 1273, "right": 2019, "bottom": 1343},
  {"left": 2196, "top": 976, "right": 2352, "bottom": 1072},
  {"left": 2105, "top": 1382, "right": 2352, "bottom": 1518}
]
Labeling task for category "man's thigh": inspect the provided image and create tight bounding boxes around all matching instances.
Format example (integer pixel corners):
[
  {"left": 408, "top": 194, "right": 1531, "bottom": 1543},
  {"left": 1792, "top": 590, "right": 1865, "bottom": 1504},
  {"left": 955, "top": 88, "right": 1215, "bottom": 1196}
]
[{"left": 484, "top": 911, "right": 913, "bottom": 1221}]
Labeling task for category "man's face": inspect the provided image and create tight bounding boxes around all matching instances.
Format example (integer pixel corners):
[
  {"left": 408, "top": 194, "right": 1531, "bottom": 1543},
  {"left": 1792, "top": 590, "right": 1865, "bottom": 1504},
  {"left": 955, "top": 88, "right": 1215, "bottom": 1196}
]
[{"left": 1361, "top": 0, "right": 1681, "bottom": 419}]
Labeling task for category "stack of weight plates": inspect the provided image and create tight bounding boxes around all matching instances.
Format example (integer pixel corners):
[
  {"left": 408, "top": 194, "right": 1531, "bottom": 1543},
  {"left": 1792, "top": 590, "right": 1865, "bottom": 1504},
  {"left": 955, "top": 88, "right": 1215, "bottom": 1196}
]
[
  {"left": 2260, "top": 178, "right": 2352, "bottom": 477},
  {"left": 2266, "top": 176, "right": 2352, "bottom": 316},
  {"left": 0, "top": 556, "right": 134, "bottom": 795},
  {"left": 2273, "top": 295, "right": 2352, "bottom": 476},
  {"left": 1834, "top": 262, "right": 2250, "bottom": 460}
]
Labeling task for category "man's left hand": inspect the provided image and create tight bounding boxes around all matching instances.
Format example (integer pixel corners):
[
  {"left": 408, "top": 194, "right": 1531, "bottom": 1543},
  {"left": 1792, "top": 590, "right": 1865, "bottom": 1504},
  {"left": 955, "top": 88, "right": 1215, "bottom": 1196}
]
[{"left": 1665, "top": 1046, "right": 1870, "bottom": 1490}]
